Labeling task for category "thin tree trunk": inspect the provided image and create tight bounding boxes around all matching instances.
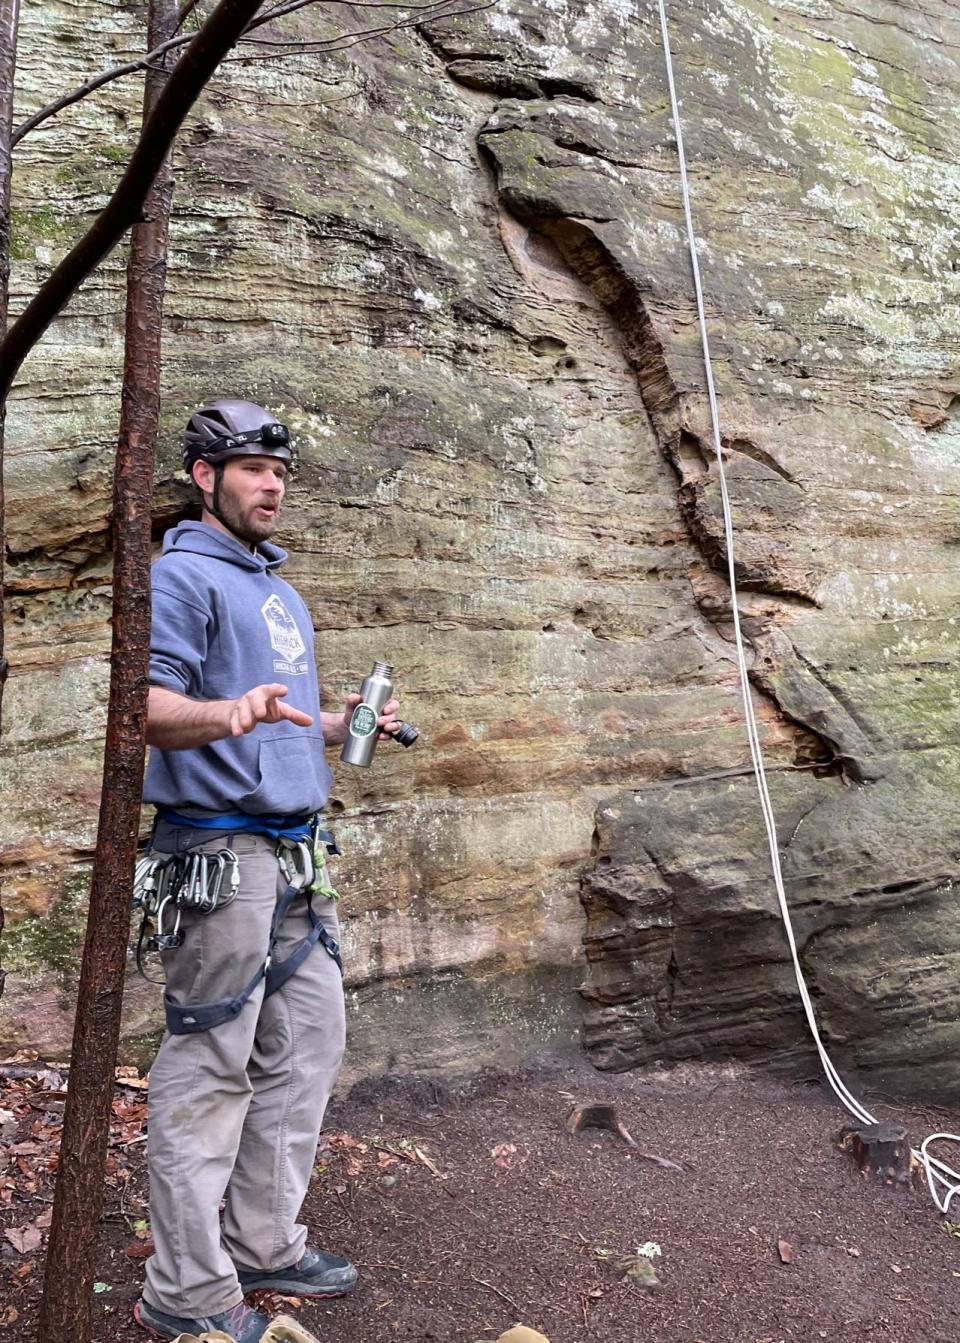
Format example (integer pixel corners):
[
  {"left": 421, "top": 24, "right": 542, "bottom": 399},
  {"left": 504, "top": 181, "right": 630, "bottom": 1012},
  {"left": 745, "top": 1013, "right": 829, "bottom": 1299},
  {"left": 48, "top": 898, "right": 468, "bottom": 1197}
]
[
  {"left": 36, "top": 0, "right": 179, "bottom": 1337},
  {"left": 0, "top": 0, "right": 20, "bottom": 739},
  {"left": 0, "top": 0, "right": 17, "bottom": 331}
]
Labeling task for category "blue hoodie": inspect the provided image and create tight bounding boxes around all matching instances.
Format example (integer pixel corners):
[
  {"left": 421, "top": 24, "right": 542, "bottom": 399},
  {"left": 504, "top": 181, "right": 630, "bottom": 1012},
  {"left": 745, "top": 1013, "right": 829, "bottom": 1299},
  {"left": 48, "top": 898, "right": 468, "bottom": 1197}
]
[{"left": 143, "top": 521, "right": 333, "bottom": 817}]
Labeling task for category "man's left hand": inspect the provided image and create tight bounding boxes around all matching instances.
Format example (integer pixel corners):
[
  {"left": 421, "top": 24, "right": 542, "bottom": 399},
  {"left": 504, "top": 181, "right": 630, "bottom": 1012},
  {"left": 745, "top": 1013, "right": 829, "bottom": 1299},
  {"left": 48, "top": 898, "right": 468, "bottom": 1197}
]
[{"left": 343, "top": 692, "right": 401, "bottom": 741}]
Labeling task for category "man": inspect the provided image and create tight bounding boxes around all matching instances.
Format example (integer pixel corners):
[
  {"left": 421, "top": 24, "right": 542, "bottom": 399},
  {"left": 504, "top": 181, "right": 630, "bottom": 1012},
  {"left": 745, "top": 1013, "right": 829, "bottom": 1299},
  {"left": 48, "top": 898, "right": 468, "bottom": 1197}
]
[{"left": 136, "top": 399, "right": 399, "bottom": 1342}]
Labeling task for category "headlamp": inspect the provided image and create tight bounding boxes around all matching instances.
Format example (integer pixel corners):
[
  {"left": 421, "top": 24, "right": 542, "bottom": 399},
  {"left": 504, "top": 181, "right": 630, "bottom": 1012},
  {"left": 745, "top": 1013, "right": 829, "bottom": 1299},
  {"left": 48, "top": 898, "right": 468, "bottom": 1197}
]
[{"left": 203, "top": 423, "right": 292, "bottom": 459}]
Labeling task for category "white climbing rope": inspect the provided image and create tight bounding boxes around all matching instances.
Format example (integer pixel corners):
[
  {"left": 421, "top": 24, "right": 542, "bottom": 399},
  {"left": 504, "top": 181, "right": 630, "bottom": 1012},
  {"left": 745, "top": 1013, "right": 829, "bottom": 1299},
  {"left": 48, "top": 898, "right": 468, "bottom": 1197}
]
[{"left": 655, "top": 0, "right": 960, "bottom": 1217}]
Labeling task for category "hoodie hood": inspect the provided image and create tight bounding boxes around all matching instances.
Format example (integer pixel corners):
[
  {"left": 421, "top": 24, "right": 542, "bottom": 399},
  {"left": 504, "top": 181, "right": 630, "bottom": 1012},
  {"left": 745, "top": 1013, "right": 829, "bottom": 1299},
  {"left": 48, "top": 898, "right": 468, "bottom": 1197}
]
[{"left": 161, "top": 520, "right": 287, "bottom": 572}]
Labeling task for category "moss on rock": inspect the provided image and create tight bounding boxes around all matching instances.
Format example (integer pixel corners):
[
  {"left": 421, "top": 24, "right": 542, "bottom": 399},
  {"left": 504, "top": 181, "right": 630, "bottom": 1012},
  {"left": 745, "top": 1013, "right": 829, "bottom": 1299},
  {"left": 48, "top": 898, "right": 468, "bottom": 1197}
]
[{"left": 3, "top": 869, "right": 91, "bottom": 990}]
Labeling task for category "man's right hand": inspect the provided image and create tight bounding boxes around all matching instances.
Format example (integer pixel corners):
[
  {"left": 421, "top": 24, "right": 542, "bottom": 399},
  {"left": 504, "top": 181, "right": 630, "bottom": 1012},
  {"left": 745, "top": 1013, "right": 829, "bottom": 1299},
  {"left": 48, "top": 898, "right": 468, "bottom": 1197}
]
[
  {"left": 228, "top": 684, "right": 314, "bottom": 737},
  {"left": 147, "top": 684, "right": 313, "bottom": 751}
]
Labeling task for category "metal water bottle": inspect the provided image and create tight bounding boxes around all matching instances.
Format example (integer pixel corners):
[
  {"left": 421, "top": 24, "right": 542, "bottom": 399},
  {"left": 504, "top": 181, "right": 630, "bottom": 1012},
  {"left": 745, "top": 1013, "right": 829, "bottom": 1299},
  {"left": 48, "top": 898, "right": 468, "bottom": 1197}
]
[{"left": 340, "top": 662, "right": 395, "bottom": 768}]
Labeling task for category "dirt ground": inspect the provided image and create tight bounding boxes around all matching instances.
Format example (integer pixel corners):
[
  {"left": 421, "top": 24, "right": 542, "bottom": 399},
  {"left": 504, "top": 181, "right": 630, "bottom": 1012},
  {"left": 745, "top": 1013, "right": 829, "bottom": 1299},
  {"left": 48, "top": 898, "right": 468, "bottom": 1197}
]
[{"left": 2, "top": 1056, "right": 959, "bottom": 1342}]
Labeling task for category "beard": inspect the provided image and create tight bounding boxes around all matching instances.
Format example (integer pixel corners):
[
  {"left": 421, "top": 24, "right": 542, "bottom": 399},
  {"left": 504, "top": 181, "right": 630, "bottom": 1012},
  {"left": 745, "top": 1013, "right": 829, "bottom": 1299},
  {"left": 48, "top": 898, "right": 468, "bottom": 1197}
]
[{"left": 211, "top": 477, "right": 280, "bottom": 545}]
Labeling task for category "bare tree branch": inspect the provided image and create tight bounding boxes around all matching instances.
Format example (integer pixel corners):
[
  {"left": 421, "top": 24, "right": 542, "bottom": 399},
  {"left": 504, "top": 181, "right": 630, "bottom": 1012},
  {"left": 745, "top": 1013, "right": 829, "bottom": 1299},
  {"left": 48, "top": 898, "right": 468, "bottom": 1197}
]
[
  {"left": 12, "top": 0, "right": 488, "bottom": 146},
  {"left": 11, "top": 33, "right": 192, "bottom": 147},
  {"left": 177, "top": 0, "right": 205, "bottom": 26},
  {"left": 0, "top": 1, "right": 16, "bottom": 319},
  {"left": 0, "top": 0, "right": 271, "bottom": 407}
]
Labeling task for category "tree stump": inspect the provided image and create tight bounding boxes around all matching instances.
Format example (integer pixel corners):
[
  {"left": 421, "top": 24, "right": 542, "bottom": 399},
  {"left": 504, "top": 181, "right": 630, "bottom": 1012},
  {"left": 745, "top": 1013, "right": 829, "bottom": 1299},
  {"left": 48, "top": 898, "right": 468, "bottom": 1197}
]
[
  {"left": 565, "top": 1102, "right": 637, "bottom": 1146},
  {"left": 564, "top": 1102, "right": 685, "bottom": 1170},
  {"left": 838, "top": 1122, "right": 917, "bottom": 1186}
]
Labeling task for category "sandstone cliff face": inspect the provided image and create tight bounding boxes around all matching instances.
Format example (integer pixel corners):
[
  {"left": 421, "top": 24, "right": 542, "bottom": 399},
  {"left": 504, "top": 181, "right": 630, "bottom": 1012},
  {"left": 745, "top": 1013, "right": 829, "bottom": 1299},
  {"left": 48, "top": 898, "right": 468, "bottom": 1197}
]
[{"left": 2, "top": 0, "right": 958, "bottom": 1096}]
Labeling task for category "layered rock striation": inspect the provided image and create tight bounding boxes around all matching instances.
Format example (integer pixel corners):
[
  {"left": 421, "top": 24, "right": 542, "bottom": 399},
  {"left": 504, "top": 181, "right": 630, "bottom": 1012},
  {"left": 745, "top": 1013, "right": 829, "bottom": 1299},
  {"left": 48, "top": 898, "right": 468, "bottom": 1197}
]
[{"left": 2, "top": 0, "right": 958, "bottom": 1096}]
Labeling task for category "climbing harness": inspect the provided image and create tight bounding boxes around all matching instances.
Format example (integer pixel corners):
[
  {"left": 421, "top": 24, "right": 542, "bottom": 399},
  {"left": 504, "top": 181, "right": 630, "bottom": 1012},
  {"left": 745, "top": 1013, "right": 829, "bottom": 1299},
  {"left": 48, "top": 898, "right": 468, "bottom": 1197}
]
[
  {"left": 132, "top": 821, "right": 343, "bottom": 1036},
  {"left": 656, "top": 0, "right": 960, "bottom": 1216}
]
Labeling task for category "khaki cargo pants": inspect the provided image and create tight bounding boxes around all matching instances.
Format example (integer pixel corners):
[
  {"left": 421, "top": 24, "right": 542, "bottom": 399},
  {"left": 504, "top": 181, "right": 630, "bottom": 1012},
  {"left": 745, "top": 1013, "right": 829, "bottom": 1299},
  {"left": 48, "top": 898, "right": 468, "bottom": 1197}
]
[{"left": 142, "top": 827, "right": 345, "bottom": 1318}]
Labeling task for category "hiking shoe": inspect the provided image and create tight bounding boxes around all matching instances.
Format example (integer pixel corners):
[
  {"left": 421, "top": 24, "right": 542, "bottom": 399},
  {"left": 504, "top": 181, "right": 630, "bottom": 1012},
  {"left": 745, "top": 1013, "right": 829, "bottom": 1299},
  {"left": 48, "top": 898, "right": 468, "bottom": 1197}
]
[
  {"left": 237, "top": 1245, "right": 358, "bottom": 1298},
  {"left": 134, "top": 1297, "right": 269, "bottom": 1341}
]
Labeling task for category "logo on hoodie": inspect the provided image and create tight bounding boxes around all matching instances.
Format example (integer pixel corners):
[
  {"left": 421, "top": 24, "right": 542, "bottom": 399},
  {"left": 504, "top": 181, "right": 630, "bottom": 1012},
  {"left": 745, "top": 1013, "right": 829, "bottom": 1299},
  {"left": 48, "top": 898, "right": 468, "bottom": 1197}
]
[{"left": 261, "top": 595, "right": 308, "bottom": 675}]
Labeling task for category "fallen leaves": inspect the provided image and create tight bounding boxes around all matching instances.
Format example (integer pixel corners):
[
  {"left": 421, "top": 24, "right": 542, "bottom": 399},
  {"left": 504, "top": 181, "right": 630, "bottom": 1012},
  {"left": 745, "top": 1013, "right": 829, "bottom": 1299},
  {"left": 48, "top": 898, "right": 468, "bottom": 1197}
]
[
  {"left": 122, "top": 1215, "right": 154, "bottom": 1259},
  {"left": 247, "top": 1289, "right": 304, "bottom": 1316},
  {"left": 320, "top": 1133, "right": 368, "bottom": 1178},
  {"left": 4, "top": 1224, "right": 42, "bottom": 1254},
  {"left": 316, "top": 1130, "right": 449, "bottom": 1189},
  {"left": 3, "top": 1203, "right": 53, "bottom": 1255},
  {"left": 0, "top": 1055, "right": 153, "bottom": 1294}
]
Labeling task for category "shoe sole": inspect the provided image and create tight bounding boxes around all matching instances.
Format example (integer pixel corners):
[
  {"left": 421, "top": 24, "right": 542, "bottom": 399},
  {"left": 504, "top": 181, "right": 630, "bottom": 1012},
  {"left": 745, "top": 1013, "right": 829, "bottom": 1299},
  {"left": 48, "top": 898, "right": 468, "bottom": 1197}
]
[{"left": 240, "top": 1278, "right": 357, "bottom": 1299}]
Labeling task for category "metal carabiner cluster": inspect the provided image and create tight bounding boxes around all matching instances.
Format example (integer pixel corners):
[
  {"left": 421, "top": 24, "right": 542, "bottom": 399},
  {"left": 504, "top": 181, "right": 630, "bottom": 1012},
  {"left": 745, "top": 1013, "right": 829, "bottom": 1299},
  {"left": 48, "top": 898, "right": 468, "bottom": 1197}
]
[
  {"left": 181, "top": 849, "right": 240, "bottom": 913},
  {"left": 277, "top": 839, "right": 314, "bottom": 892},
  {"left": 133, "top": 848, "right": 241, "bottom": 955},
  {"left": 276, "top": 835, "right": 342, "bottom": 902},
  {"left": 134, "top": 854, "right": 185, "bottom": 951}
]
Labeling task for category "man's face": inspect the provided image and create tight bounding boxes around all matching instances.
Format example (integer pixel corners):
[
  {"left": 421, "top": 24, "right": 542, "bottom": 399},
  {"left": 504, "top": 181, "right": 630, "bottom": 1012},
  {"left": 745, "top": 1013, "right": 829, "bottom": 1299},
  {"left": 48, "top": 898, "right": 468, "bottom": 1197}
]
[{"left": 195, "top": 455, "right": 288, "bottom": 545}]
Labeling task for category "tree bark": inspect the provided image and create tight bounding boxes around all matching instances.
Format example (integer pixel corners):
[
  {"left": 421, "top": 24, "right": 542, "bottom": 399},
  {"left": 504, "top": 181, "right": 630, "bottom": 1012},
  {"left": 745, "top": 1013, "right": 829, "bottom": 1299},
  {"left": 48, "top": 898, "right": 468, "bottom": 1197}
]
[
  {"left": 0, "top": 0, "right": 20, "bottom": 739},
  {"left": 35, "top": 1, "right": 180, "bottom": 1338},
  {"left": 0, "top": 0, "right": 17, "bottom": 334}
]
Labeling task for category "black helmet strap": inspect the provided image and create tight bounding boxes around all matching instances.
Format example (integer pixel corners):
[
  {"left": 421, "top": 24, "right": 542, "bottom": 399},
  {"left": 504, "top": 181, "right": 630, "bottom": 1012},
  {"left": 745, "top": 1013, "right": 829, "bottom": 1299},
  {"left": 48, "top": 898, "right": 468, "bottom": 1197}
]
[
  {"left": 193, "top": 461, "right": 235, "bottom": 536},
  {"left": 210, "top": 463, "right": 228, "bottom": 530}
]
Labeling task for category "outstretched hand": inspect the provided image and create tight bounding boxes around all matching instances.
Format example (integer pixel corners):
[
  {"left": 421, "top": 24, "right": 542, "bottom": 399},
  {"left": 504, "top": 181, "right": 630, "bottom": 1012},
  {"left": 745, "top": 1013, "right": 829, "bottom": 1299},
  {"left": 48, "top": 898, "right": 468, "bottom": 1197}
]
[{"left": 229, "top": 683, "right": 314, "bottom": 737}]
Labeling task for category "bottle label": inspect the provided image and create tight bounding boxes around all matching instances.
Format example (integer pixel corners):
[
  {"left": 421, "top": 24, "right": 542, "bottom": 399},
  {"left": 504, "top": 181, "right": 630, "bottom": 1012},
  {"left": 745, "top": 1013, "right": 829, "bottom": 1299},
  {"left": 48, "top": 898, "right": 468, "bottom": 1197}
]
[{"left": 349, "top": 703, "right": 378, "bottom": 739}]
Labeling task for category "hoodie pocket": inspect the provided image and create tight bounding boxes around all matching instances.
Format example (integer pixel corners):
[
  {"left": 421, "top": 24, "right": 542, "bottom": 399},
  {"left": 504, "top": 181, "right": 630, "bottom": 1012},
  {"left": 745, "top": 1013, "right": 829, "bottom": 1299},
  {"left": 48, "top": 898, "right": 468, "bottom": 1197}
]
[{"left": 237, "top": 734, "right": 328, "bottom": 815}]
